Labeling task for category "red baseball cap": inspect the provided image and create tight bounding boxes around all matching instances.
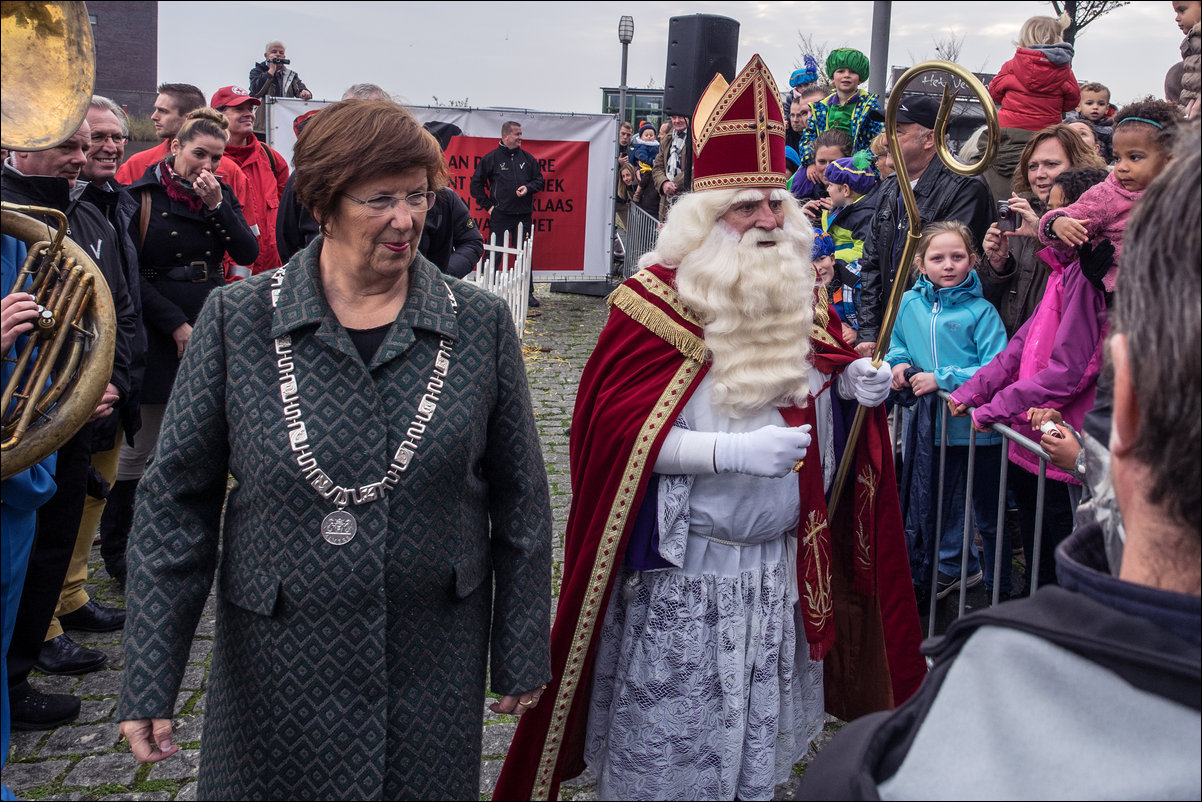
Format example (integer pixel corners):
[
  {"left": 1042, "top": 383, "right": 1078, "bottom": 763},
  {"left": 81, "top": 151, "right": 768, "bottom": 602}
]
[{"left": 210, "top": 86, "right": 261, "bottom": 110}]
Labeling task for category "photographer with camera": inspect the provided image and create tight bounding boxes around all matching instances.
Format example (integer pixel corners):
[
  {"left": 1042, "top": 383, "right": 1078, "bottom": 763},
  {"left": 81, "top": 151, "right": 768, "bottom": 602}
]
[
  {"left": 249, "top": 41, "right": 312, "bottom": 136},
  {"left": 978, "top": 124, "right": 1106, "bottom": 336}
]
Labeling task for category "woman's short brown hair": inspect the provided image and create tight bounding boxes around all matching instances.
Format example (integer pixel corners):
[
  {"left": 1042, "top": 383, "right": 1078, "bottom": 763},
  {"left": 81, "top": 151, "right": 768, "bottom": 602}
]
[
  {"left": 1011, "top": 124, "right": 1107, "bottom": 197},
  {"left": 293, "top": 99, "right": 446, "bottom": 231}
]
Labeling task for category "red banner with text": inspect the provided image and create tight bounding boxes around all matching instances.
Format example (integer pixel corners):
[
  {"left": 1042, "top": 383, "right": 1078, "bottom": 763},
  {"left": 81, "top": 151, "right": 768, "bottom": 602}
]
[{"left": 444, "top": 138, "right": 589, "bottom": 270}]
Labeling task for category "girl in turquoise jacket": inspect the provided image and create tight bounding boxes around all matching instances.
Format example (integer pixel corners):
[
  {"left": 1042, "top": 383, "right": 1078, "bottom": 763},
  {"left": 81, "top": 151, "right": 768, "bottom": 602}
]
[{"left": 886, "top": 222, "right": 1010, "bottom": 600}]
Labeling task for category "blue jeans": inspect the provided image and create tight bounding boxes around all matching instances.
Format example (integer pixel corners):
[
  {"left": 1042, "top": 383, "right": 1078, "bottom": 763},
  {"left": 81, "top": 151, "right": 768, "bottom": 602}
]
[{"left": 938, "top": 444, "right": 1010, "bottom": 594}]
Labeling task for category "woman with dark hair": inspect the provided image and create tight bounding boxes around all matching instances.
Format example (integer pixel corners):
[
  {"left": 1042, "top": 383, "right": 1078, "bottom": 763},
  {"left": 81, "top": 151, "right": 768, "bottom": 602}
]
[
  {"left": 977, "top": 124, "right": 1107, "bottom": 336},
  {"left": 116, "top": 100, "right": 553, "bottom": 799},
  {"left": 103, "top": 109, "right": 258, "bottom": 585}
]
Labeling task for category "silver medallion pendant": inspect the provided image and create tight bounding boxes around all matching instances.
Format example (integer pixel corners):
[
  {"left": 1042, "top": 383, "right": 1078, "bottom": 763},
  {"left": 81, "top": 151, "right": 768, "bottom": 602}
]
[{"left": 321, "top": 510, "right": 357, "bottom": 546}]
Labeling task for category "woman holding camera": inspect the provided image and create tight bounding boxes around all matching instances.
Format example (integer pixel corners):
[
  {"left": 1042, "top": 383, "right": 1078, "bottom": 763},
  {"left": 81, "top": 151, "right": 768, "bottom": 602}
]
[{"left": 977, "top": 124, "right": 1107, "bottom": 335}]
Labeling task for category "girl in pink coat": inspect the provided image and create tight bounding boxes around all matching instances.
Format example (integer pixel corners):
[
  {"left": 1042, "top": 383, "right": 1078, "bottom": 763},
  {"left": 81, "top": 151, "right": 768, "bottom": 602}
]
[{"left": 1039, "top": 100, "right": 1180, "bottom": 292}]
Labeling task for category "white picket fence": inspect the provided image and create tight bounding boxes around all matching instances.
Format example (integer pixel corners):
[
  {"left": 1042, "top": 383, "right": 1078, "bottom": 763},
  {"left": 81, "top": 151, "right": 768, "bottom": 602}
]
[{"left": 470, "top": 224, "right": 533, "bottom": 341}]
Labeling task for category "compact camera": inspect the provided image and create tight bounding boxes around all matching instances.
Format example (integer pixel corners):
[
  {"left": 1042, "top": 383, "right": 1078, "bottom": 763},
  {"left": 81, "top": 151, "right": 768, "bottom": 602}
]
[
  {"left": 996, "top": 200, "right": 1016, "bottom": 233},
  {"left": 271, "top": 57, "right": 290, "bottom": 65}
]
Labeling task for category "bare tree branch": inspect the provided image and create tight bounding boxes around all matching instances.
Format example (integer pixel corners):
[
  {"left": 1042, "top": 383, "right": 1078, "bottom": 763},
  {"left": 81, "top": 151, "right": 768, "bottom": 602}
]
[{"left": 1049, "top": 1, "right": 1130, "bottom": 46}]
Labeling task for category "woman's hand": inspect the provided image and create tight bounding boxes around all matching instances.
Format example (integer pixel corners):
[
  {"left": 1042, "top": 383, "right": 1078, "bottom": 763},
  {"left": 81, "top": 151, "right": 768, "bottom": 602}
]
[
  {"left": 2, "top": 292, "right": 39, "bottom": 352},
  {"left": 489, "top": 684, "right": 548, "bottom": 717},
  {"left": 909, "top": 371, "right": 939, "bottom": 396},
  {"left": 172, "top": 322, "right": 193, "bottom": 359},
  {"left": 1052, "top": 216, "right": 1091, "bottom": 247},
  {"left": 982, "top": 223, "right": 1009, "bottom": 269},
  {"left": 806, "top": 163, "right": 824, "bottom": 184},
  {"left": 193, "top": 169, "right": 223, "bottom": 210},
  {"left": 890, "top": 362, "right": 912, "bottom": 391},
  {"left": 1007, "top": 194, "right": 1040, "bottom": 238},
  {"left": 121, "top": 718, "right": 179, "bottom": 763}
]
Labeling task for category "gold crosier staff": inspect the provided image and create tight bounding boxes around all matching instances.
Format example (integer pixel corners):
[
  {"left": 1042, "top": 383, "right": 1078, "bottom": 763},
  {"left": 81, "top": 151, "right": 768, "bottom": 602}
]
[{"left": 826, "top": 60, "right": 999, "bottom": 518}]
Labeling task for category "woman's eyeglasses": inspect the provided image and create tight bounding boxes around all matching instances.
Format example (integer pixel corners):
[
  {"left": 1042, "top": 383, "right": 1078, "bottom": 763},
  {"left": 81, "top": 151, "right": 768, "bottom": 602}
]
[{"left": 343, "top": 191, "right": 436, "bottom": 215}]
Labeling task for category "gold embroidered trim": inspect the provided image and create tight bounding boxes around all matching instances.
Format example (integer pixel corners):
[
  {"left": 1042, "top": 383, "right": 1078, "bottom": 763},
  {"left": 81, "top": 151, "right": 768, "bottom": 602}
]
[
  {"left": 691, "top": 171, "right": 789, "bottom": 192},
  {"left": 531, "top": 359, "right": 702, "bottom": 800},
  {"left": 801, "top": 509, "right": 832, "bottom": 630},
  {"left": 811, "top": 323, "right": 842, "bottom": 351},
  {"left": 609, "top": 284, "right": 708, "bottom": 364},
  {"left": 628, "top": 269, "right": 703, "bottom": 327},
  {"left": 815, "top": 285, "right": 831, "bottom": 332},
  {"left": 854, "top": 465, "right": 878, "bottom": 574}
]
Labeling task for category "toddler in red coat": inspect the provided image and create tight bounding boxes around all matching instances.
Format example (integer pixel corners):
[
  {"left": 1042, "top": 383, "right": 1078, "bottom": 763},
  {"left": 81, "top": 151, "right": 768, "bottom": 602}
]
[
  {"left": 985, "top": 15, "right": 1081, "bottom": 201},
  {"left": 989, "top": 15, "right": 1080, "bottom": 131}
]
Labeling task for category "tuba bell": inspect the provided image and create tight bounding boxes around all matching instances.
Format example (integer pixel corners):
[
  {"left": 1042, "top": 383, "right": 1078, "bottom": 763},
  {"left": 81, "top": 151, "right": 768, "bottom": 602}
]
[{"left": 2, "top": 0, "right": 118, "bottom": 480}]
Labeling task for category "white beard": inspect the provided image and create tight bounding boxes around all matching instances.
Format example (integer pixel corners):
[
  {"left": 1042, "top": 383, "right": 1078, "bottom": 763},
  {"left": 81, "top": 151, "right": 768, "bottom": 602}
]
[{"left": 673, "top": 212, "right": 816, "bottom": 418}]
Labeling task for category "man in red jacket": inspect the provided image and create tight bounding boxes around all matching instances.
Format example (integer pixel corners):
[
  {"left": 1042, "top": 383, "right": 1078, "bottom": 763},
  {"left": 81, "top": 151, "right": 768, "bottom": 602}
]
[{"left": 211, "top": 86, "right": 289, "bottom": 275}]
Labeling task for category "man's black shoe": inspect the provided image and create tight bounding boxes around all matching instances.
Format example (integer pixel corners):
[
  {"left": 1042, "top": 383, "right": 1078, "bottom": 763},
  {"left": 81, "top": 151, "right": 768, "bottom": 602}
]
[
  {"left": 58, "top": 599, "right": 126, "bottom": 632},
  {"left": 528, "top": 295, "right": 542, "bottom": 308},
  {"left": 34, "top": 634, "right": 108, "bottom": 675},
  {"left": 9, "top": 686, "right": 81, "bottom": 731}
]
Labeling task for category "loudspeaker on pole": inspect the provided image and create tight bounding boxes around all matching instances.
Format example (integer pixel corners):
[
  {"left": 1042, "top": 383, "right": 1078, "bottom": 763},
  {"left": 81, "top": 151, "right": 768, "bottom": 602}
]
[{"left": 662, "top": 14, "right": 740, "bottom": 118}]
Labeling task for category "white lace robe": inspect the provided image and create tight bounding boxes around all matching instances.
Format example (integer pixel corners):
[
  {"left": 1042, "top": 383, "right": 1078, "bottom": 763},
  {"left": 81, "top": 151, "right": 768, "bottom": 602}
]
[{"left": 584, "top": 373, "right": 832, "bottom": 801}]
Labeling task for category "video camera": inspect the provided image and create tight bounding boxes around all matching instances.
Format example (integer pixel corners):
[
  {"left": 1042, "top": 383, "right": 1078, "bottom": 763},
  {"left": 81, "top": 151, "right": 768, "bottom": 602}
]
[{"left": 271, "top": 57, "right": 290, "bottom": 65}]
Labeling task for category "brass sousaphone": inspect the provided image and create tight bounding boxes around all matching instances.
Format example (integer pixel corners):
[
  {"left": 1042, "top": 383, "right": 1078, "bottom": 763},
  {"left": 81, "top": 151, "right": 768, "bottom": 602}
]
[{"left": 2, "top": 0, "right": 117, "bottom": 480}]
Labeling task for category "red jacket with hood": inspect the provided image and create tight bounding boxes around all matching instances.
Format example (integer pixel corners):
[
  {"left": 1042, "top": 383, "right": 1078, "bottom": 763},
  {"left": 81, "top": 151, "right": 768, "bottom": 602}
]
[{"left": 989, "top": 43, "right": 1081, "bottom": 131}]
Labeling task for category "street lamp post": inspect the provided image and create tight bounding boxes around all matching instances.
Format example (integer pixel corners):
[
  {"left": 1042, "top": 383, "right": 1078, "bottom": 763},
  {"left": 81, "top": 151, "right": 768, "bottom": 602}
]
[{"left": 618, "top": 16, "right": 634, "bottom": 125}]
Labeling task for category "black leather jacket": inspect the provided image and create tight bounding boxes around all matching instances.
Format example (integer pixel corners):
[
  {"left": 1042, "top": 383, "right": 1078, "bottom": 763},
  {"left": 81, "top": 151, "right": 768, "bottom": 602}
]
[{"left": 856, "top": 158, "right": 995, "bottom": 345}]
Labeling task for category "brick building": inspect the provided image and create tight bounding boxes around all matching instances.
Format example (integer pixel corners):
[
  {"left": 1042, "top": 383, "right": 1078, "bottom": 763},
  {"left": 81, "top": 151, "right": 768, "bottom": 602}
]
[{"left": 89, "top": 1, "right": 157, "bottom": 118}]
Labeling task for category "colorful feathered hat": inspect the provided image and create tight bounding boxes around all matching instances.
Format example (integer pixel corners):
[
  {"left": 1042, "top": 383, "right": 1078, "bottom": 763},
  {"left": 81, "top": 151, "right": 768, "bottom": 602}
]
[
  {"left": 811, "top": 230, "right": 837, "bottom": 260},
  {"left": 789, "top": 54, "right": 820, "bottom": 88},
  {"left": 825, "top": 151, "right": 877, "bottom": 194},
  {"left": 690, "top": 54, "right": 788, "bottom": 192}
]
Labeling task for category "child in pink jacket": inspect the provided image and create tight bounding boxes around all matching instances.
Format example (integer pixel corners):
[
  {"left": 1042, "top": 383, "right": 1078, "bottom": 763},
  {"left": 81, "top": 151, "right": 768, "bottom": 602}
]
[{"left": 1039, "top": 99, "right": 1180, "bottom": 292}]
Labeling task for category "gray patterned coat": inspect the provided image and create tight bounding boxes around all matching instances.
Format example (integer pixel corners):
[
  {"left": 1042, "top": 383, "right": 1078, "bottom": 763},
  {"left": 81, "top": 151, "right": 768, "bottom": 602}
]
[{"left": 118, "top": 240, "right": 552, "bottom": 800}]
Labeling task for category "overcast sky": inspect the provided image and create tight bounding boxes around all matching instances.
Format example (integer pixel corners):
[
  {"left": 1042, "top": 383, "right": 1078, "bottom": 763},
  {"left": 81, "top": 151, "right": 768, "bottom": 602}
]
[{"left": 159, "top": 1, "right": 1182, "bottom": 114}]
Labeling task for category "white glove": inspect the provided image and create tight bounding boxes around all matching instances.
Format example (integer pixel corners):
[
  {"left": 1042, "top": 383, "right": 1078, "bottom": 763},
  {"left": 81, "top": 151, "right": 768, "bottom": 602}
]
[
  {"left": 713, "top": 424, "right": 812, "bottom": 478},
  {"left": 843, "top": 357, "right": 892, "bottom": 407}
]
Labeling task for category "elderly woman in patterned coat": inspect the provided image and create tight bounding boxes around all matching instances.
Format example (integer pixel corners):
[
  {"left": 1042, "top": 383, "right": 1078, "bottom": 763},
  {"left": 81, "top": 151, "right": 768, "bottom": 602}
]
[{"left": 117, "top": 99, "right": 553, "bottom": 799}]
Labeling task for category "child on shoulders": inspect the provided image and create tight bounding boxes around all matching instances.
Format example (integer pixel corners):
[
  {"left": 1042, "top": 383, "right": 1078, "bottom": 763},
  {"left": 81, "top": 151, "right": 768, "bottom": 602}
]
[{"left": 989, "top": 15, "right": 1080, "bottom": 132}]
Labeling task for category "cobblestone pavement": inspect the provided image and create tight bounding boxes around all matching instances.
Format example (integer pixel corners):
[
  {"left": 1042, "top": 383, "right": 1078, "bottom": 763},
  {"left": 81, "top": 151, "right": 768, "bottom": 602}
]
[{"left": 3, "top": 285, "right": 840, "bottom": 801}]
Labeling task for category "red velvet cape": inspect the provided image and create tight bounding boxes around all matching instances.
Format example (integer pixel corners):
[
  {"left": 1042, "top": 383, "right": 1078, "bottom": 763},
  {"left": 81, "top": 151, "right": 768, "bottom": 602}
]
[{"left": 494, "top": 266, "right": 924, "bottom": 800}]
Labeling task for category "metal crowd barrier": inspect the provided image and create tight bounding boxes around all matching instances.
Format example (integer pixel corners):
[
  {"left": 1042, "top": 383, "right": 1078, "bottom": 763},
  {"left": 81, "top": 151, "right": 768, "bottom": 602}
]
[
  {"left": 621, "top": 204, "right": 661, "bottom": 280},
  {"left": 907, "top": 390, "right": 1056, "bottom": 637}
]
